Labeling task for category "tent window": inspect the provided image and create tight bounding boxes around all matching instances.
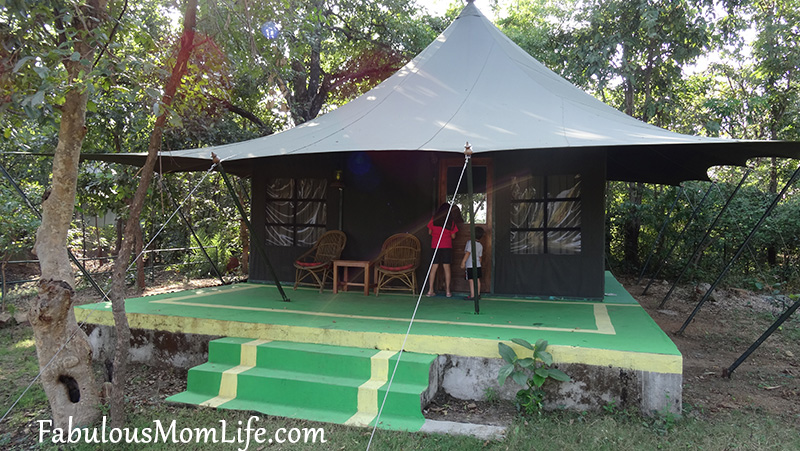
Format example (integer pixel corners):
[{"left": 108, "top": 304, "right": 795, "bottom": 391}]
[
  {"left": 265, "top": 178, "right": 327, "bottom": 247},
  {"left": 446, "top": 166, "right": 488, "bottom": 224},
  {"left": 510, "top": 174, "right": 581, "bottom": 255}
]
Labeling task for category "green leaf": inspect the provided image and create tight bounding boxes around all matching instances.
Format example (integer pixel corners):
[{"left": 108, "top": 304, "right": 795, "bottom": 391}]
[
  {"left": 547, "top": 368, "right": 571, "bottom": 382},
  {"left": 31, "top": 91, "right": 45, "bottom": 107},
  {"left": 33, "top": 66, "right": 49, "bottom": 79},
  {"left": 70, "top": 51, "right": 81, "bottom": 61},
  {"left": 531, "top": 373, "right": 546, "bottom": 387},
  {"left": 497, "top": 363, "right": 514, "bottom": 386},
  {"left": 535, "top": 339, "right": 548, "bottom": 351},
  {"left": 535, "top": 350, "right": 553, "bottom": 366},
  {"left": 511, "top": 338, "right": 534, "bottom": 350},
  {"left": 153, "top": 102, "right": 160, "bottom": 117},
  {"left": 13, "top": 56, "right": 34, "bottom": 73},
  {"left": 511, "top": 370, "right": 528, "bottom": 387},
  {"left": 517, "top": 357, "right": 535, "bottom": 368},
  {"left": 168, "top": 114, "right": 183, "bottom": 128},
  {"left": 498, "top": 342, "right": 517, "bottom": 364}
]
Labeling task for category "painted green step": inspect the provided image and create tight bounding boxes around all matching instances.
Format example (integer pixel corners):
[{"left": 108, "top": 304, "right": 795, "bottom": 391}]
[
  {"left": 178, "top": 364, "right": 426, "bottom": 416},
  {"left": 205, "top": 339, "right": 433, "bottom": 384},
  {"left": 168, "top": 338, "right": 436, "bottom": 432}
]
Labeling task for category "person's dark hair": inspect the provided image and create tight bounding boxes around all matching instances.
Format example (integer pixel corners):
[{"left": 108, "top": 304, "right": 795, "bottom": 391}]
[
  {"left": 474, "top": 226, "right": 485, "bottom": 240},
  {"left": 432, "top": 203, "right": 460, "bottom": 230}
]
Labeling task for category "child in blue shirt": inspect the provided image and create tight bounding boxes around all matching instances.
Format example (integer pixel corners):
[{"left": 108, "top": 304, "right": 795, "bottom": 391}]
[{"left": 460, "top": 226, "right": 485, "bottom": 300}]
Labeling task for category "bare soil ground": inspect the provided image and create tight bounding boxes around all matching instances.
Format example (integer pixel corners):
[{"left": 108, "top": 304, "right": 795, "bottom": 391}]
[
  {"left": 2, "top": 273, "right": 798, "bottom": 442},
  {"left": 424, "top": 276, "right": 800, "bottom": 425}
]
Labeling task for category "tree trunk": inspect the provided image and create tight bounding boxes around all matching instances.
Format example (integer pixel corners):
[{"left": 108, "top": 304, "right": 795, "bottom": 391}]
[
  {"left": 30, "top": 0, "right": 108, "bottom": 429},
  {"left": 134, "top": 221, "right": 145, "bottom": 291},
  {"left": 623, "top": 182, "right": 643, "bottom": 269},
  {"left": 767, "top": 157, "right": 778, "bottom": 266},
  {"left": 107, "top": 0, "right": 198, "bottom": 427},
  {"left": 115, "top": 216, "right": 124, "bottom": 254},
  {"left": 29, "top": 280, "right": 100, "bottom": 429}
]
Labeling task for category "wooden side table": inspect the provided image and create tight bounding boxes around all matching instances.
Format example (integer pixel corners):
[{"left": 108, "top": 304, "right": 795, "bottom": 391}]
[{"left": 333, "top": 260, "right": 371, "bottom": 296}]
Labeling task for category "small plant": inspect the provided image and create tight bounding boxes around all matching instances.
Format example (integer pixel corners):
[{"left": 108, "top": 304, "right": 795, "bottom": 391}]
[
  {"left": 603, "top": 400, "right": 618, "bottom": 414},
  {"left": 497, "top": 338, "right": 570, "bottom": 416},
  {"left": 483, "top": 386, "right": 499, "bottom": 404}
]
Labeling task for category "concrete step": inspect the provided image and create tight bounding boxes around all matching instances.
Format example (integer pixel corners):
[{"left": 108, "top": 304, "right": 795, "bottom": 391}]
[{"left": 167, "top": 338, "right": 436, "bottom": 431}]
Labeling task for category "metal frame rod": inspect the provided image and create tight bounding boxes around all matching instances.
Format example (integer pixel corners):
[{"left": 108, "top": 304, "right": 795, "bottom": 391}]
[
  {"left": 213, "top": 155, "right": 290, "bottom": 302},
  {"left": 723, "top": 297, "right": 800, "bottom": 378},
  {"left": 678, "top": 164, "right": 800, "bottom": 334},
  {"left": 0, "top": 161, "right": 109, "bottom": 300},
  {"left": 659, "top": 169, "right": 751, "bottom": 308},
  {"left": 465, "top": 144, "right": 479, "bottom": 314},
  {"left": 638, "top": 185, "right": 682, "bottom": 284},
  {"left": 642, "top": 182, "right": 714, "bottom": 295},
  {"left": 162, "top": 175, "right": 226, "bottom": 285}
]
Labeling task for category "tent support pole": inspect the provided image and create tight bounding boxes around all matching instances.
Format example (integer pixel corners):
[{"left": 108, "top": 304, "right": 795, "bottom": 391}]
[
  {"left": 212, "top": 154, "right": 290, "bottom": 302},
  {"left": 677, "top": 163, "right": 800, "bottom": 335},
  {"left": 723, "top": 297, "right": 800, "bottom": 378},
  {"left": 0, "top": 162, "right": 109, "bottom": 300},
  {"left": 162, "top": 175, "right": 226, "bottom": 285},
  {"left": 465, "top": 144, "right": 479, "bottom": 314},
  {"left": 642, "top": 182, "right": 714, "bottom": 295},
  {"left": 659, "top": 169, "right": 751, "bottom": 308},
  {"left": 638, "top": 185, "right": 682, "bottom": 284}
]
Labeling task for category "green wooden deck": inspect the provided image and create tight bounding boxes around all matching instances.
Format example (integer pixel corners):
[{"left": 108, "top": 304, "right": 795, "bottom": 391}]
[{"left": 75, "top": 272, "right": 681, "bottom": 374}]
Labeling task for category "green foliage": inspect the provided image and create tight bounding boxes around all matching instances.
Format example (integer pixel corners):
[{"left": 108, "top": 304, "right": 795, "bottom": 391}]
[
  {"left": 483, "top": 386, "right": 499, "bottom": 404},
  {"left": 197, "top": 0, "right": 442, "bottom": 126},
  {"left": 497, "top": 338, "right": 570, "bottom": 416}
]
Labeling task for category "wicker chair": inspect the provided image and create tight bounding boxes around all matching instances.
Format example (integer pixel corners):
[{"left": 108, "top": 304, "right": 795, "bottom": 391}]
[
  {"left": 293, "top": 230, "right": 347, "bottom": 292},
  {"left": 372, "top": 233, "right": 421, "bottom": 296}
]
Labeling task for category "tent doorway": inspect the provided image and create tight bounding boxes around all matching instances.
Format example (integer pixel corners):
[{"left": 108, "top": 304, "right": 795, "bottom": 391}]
[{"left": 439, "top": 157, "right": 493, "bottom": 294}]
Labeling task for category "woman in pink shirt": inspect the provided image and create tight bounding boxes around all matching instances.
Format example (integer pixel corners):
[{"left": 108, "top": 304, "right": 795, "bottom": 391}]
[{"left": 426, "top": 203, "right": 459, "bottom": 297}]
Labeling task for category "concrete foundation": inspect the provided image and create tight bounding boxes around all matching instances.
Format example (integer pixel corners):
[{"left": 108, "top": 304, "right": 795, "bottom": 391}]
[{"left": 85, "top": 325, "right": 681, "bottom": 415}]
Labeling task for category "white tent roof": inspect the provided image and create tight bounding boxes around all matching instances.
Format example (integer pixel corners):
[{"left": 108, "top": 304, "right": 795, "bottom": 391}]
[{"left": 96, "top": 1, "right": 797, "bottom": 184}]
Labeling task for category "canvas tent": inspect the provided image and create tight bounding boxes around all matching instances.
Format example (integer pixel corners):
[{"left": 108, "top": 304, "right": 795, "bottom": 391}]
[{"left": 90, "top": 1, "right": 799, "bottom": 299}]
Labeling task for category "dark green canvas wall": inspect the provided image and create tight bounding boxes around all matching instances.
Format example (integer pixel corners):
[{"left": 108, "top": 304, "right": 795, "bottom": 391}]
[{"left": 249, "top": 148, "right": 606, "bottom": 299}]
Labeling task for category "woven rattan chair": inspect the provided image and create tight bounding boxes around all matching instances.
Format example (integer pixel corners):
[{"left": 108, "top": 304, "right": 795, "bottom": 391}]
[
  {"left": 293, "top": 230, "right": 347, "bottom": 292},
  {"left": 372, "top": 233, "right": 421, "bottom": 296}
]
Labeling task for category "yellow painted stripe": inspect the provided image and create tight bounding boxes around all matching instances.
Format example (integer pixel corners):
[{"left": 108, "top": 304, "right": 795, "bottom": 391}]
[
  {"left": 75, "top": 311, "right": 681, "bottom": 374},
  {"left": 149, "top": 298, "right": 612, "bottom": 334},
  {"left": 594, "top": 304, "right": 616, "bottom": 335},
  {"left": 345, "top": 350, "right": 397, "bottom": 426},
  {"left": 199, "top": 339, "right": 271, "bottom": 408},
  {"left": 147, "top": 284, "right": 261, "bottom": 303}
]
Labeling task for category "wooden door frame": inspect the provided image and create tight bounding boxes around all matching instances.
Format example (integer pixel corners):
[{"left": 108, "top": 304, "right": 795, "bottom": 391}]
[{"left": 438, "top": 157, "right": 494, "bottom": 293}]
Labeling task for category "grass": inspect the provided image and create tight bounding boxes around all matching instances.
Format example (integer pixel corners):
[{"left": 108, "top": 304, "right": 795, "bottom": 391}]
[
  {"left": 2, "top": 321, "right": 799, "bottom": 450},
  {"left": 0, "top": 326, "right": 47, "bottom": 415},
  {"left": 2, "top": 277, "right": 799, "bottom": 450},
  {"left": 11, "top": 403, "right": 797, "bottom": 450}
]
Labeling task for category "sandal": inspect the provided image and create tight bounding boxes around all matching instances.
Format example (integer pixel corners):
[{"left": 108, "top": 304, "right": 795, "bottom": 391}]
[
  {"left": 446, "top": 292, "right": 452, "bottom": 298},
  {"left": 426, "top": 292, "right": 435, "bottom": 297}
]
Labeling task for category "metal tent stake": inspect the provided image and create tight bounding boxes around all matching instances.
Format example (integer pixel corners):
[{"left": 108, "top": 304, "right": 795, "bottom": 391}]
[
  {"left": 162, "top": 175, "right": 225, "bottom": 285},
  {"left": 659, "top": 169, "right": 751, "bottom": 309},
  {"left": 213, "top": 154, "right": 290, "bottom": 302},
  {"left": 0, "top": 162, "right": 109, "bottom": 300},
  {"left": 723, "top": 298, "right": 800, "bottom": 378},
  {"left": 678, "top": 163, "right": 800, "bottom": 335}
]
